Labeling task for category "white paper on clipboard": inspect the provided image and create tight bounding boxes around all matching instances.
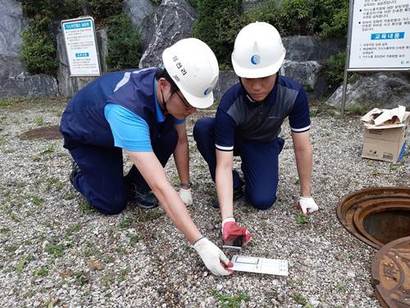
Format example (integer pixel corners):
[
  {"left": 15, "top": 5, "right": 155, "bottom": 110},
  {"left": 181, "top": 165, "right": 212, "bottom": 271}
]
[{"left": 231, "top": 255, "right": 288, "bottom": 276}]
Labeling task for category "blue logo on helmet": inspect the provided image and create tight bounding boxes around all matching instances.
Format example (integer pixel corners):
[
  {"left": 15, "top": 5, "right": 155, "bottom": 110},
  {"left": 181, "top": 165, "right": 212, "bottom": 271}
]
[
  {"left": 203, "top": 87, "right": 212, "bottom": 96},
  {"left": 250, "top": 54, "right": 260, "bottom": 65}
]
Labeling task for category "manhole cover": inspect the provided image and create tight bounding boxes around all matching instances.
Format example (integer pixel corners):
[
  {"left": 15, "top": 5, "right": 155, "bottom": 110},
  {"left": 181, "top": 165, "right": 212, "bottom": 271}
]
[
  {"left": 337, "top": 187, "right": 410, "bottom": 249},
  {"left": 19, "top": 125, "right": 62, "bottom": 140},
  {"left": 372, "top": 236, "right": 410, "bottom": 308}
]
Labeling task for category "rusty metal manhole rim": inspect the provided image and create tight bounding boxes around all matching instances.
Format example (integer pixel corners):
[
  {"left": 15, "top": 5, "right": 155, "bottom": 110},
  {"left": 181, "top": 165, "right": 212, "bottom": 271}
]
[{"left": 336, "top": 187, "right": 410, "bottom": 249}]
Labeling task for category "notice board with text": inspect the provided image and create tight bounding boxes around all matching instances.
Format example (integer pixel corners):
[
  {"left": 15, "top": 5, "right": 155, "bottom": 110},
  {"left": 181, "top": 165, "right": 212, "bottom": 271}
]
[
  {"left": 348, "top": 0, "right": 410, "bottom": 71},
  {"left": 61, "top": 16, "right": 101, "bottom": 76}
]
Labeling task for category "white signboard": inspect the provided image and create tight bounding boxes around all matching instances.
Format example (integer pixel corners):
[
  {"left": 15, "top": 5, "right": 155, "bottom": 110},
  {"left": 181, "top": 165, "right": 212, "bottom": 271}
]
[
  {"left": 61, "top": 17, "right": 101, "bottom": 76},
  {"left": 348, "top": 0, "right": 410, "bottom": 71}
]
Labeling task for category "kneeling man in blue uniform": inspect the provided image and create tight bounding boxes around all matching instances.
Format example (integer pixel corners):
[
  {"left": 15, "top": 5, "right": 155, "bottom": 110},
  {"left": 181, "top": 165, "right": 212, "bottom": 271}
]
[
  {"left": 60, "top": 38, "right": 232, "bottom": 276},
  {"left": 193, "top": 23, "right": 319, "bottom": 247}
]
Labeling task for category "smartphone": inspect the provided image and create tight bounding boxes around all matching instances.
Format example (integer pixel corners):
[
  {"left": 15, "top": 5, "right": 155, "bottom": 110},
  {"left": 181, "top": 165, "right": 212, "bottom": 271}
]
[{"left": 222, "top": 235, "right": 243, "bottom": 250}]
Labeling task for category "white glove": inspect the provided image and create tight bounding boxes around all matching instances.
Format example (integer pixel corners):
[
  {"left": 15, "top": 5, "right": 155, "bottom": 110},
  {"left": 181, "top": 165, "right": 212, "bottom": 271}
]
[
  {"left": 179, "top": 187, "right": 193, "bottom": 206},
  {"left": 298, "top": 197, "right": 319, "bottom": 214},
  {"left": 193, "top": 237, "right": 232, "bottom": 276}
]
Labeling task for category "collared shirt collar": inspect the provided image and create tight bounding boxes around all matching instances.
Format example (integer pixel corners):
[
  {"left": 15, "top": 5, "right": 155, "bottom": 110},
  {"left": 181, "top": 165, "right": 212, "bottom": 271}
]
[{"left": 154, "top": 79, "right": 166, "bottom": 123}]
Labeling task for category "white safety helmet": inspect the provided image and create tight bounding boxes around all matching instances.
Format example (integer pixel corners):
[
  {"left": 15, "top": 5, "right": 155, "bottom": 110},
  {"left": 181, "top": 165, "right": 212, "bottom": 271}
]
[
  {"left": 231, "top": 22, "right": 286, "bottom": 78},
  {"left": 162, "top": 38, "right": 219, "bottom": 109}
]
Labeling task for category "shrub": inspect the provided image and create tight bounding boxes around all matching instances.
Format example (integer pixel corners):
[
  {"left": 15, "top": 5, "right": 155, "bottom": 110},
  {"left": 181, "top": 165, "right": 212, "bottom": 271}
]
[
  {"left": 245, "top": 0, "right": 348, "bottom": 38},
  {"left": 106, "top": 14, "right": 142, "bottom": 71},
  {"left": 193, "top": 0, "right": 244, "bottom": 67},
  {"left": 317, "top": 0, "right": 349, "bottom": 38},
  {"left": 85, "top": 0, "right": 124, "bottom": 22},
  {"left": 21, "top": 20, "right": 58, "bottom": 75},
  {"left": 324, "top": 51, "right": 346, "bottom": 89}
]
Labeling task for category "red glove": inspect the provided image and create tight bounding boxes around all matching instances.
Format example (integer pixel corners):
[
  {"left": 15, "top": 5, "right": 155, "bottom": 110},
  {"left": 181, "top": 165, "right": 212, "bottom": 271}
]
[{"left": 221, "top": 218, "right": 252, "bottom": 247}]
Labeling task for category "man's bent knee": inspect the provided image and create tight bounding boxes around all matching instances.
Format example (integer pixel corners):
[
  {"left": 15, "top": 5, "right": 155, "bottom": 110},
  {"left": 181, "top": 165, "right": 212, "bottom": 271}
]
[
  {"left": 91, "top": 195, "right": 127, "bottom": 215},
  {"left": 193, "top": 117, "right": 214, "bottom": 142},
  {"left": 247, "top": 194, "right": 277, "bottom": 211}
]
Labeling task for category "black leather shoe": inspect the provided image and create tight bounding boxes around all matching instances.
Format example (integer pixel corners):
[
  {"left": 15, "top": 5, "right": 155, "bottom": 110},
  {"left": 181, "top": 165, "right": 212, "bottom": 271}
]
[
  {"left": 69, "top": 160, "right": 81, "bottom": 186},
  {"left": 128, "top": 184, "right": 158, "bottom": 209}
]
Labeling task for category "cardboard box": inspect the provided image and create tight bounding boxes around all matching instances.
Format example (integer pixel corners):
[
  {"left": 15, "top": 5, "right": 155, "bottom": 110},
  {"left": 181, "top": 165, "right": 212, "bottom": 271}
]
[
  {"left": 361, "top": 106, "right": 409, "bottom": 163},
  {"left": 362, "top": 127, "right": 407, "bottom": 163}
]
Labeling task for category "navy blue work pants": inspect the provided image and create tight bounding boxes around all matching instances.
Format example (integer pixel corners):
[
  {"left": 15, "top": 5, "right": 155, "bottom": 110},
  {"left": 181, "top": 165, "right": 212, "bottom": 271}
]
[
  {"left": 68, "top": 129, "right": 177, "bottom": 215},
  {"left": 193, "top": 117, "right": 284, "bottom": 210}
]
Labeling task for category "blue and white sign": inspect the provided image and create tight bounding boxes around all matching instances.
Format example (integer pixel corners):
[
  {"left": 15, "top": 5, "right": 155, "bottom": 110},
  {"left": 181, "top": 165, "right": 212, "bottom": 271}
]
[
  {"left": 61, "top": 17, "right": 101, "bottom": 76},
  {"left": 348, "top": 0, "right": 410, "bottom": 70}
]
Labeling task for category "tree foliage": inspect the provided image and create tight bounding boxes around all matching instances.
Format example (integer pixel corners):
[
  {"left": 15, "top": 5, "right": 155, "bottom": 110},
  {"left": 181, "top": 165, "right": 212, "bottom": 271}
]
[
  {"left": 106, "top": 14, "right": 142, "bottom": 71},
  {"left": 245, "top": 0, "right": 348, "bottom": 38},
  {"left": 193, "top": 0, "right": 245, "bottom": 68},
  {"left": 21, "top": 20, "right": 58, "bottom": 75},
  {"left": 20, "top": 0, "right": 136, "bottom": 76}
]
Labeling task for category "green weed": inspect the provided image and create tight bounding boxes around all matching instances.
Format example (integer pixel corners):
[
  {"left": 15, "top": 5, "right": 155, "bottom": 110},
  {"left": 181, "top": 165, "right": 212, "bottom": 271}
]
[
  {"left": 31, "top": 195, "right": 44, "bottom": 206},
  {"left": 128, "top": 234, "right": 140, "bottom": 247},
  {"left": 40, "top": 144, "right": 55, "bottom": 155},
  {"left": 16, "top": 255, "right": 34, "bottom": 273},
  {"left": 295, "top": 213, "right": 309, "bottom": 225},
  {"left": 74, "top": 271, "right": 89, "bottom": 286},
  {"left": 33, "top": 266, "right": 49, "bottom": 277},
  {"left": 44, "top": 243, "right": 64, "bottom": 258},
  {"left": 118, "top": 216, "right": 133, "bottom": 229},
  {"left": 0, "top": 227, "right": 10, "bottom": 234},
  {"left": 34, "top": 116, "right": 44, "bottom": 126},
  {"left": 78, "top": 199, "right": 95, "bottom": 214},
  {"left": 292, "top": 292, "right": 308, "bottom": 305},
  {"left": 211, "top": 290, "right": 250, "bottom": 308}
]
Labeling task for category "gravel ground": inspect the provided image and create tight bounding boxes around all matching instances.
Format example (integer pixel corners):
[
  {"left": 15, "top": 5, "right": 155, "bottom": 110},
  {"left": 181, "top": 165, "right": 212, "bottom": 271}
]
[{"left": 0, "top": 98, "right": 409, "bottom": 307}]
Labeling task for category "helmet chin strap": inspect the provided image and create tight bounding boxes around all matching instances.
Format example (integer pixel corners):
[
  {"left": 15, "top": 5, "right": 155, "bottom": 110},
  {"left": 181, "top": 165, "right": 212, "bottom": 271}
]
[
  {"left": 160, "top": 89, "right": 169, "bottom": 114},
  {"left": 239, "top": 78, "right": 258, "bottom": 103}
]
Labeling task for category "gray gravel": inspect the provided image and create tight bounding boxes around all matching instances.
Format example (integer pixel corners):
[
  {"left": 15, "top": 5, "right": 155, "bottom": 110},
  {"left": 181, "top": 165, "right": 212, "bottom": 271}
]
[{"left": 0, "top": 98, "right": 409, "bottom": 307}]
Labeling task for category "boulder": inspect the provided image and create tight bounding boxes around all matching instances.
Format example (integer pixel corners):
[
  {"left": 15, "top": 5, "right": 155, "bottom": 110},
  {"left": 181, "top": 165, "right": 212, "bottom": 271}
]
[
  {"left": 327, "top": 72, "right": 410, "bottom": 110},
  {"left": 139, "top": 0, "right": 196, "bottom": 68},
  {"left": 0, "top": 0, "right": 26, "bottom": 56},
  {"left": 123, "top": 0, "right": 156, "bottom": 49},
  {"left": 213, "top": 70, "right": 237, "bottom": 103},
  {"left": 0, "top": 55, "right": 58, "bottom": 97},
  {"left": 0, "top": 0, "right": 59, "bottom": 97},
  {"left": 281, "top": 60, "right": 322, "bottom": 92}
]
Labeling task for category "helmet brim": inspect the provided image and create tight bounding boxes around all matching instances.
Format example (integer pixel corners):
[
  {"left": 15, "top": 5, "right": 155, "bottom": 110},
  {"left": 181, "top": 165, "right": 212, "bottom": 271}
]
[
  {"left": 180, "top": 88, "right": 214, "bottom": 109},
  {"left": 232, "top": 53, "right": 285, "bottom": 78}
]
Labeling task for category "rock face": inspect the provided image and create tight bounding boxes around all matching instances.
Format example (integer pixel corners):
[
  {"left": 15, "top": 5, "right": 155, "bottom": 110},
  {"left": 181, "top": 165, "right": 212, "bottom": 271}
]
[
  {"left": 139, "top": 0, "right": 196, "bottom": 68},
  {"left": 56, "top": 29, "right": 108, "bottom": 97},
  {"left": 0, "top": 0, "right": 58, "bottom": 97},
  {"left": 327, "top": 72, "right": 410, "bottom": 110},
  {"left": 124, "top": 0, "right": 155, "bottom": 27},
  {"left": 283, "top": 36, "right": 345, "bottom": 62},
  {"left": 0, "top": 0, "right": 25, "bottom": 56}
]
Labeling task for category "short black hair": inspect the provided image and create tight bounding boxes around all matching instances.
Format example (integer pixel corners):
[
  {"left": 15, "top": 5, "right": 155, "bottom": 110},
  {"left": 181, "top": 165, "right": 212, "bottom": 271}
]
[{"left": 155, "top": 68, "right": 179, "bottom": 93}]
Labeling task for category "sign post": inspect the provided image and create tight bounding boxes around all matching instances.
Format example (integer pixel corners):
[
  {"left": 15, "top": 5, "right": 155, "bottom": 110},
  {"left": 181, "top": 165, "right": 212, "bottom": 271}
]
[
  {"left": 342, "top": 0, "right": 410, "bottom": 115},
  {"left": 61, "top": 16, "right": 101, "bottom": 77}
]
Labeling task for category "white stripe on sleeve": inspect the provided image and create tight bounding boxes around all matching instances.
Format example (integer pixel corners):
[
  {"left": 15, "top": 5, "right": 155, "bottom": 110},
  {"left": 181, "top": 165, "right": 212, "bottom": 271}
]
[
  {"left": 291, "top": 125, "right": 311, "bottom": 133},
  {"left": 215, "top": 144, "right": 234, "bottom": 151}
]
